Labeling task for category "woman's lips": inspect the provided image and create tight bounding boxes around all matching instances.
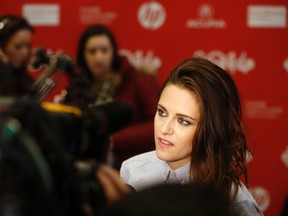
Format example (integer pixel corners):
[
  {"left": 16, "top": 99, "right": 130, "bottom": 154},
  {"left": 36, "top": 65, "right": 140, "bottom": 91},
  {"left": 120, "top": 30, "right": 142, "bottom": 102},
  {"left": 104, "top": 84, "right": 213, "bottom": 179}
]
[
  {"left": 94, "top": 66, "right": 104, "bottom": 71},
  {"left": 158, "top": 138, "right": 174, "bottom": 148}
]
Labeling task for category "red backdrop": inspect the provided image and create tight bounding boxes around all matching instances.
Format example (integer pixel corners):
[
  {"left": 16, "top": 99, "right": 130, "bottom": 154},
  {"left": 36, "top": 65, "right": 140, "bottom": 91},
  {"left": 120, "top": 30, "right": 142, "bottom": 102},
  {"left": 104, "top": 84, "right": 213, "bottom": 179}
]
[{"left": 1, "top": 1, "right": 288, "bottom": 215}]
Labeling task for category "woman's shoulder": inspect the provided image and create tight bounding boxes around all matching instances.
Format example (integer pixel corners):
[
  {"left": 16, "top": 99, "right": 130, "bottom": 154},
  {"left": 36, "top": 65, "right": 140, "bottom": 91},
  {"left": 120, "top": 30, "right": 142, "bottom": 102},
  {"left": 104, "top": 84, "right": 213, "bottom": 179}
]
[
  {"left": 233, "top": 184, "right": 263, "bottom": 215},
  {"left": 120, "top": 151, "right": 162, "bottom": 174},
  {"left": 120, "top": 150, "right": 167, "bottom": 191},
  {"left": 122, "top": 151, "right": 158, "bottom": 166},
  {"left": 118, "top": 56, "right": 135, "bottom": 77}
]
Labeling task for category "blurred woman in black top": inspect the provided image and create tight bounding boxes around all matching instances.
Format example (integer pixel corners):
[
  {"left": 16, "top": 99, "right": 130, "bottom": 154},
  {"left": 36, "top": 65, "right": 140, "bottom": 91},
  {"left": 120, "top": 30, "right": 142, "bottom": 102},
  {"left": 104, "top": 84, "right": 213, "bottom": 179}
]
[{"left": 0, "top": 14, "right": 34, "bottom": 96}]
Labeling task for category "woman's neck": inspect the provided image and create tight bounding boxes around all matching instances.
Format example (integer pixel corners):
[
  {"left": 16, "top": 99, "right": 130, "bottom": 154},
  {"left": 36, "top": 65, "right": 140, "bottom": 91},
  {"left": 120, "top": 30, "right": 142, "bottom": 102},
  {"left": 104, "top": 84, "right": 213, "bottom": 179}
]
[{"left": 92, "top": 70, "right": 112, "bottom": 85}]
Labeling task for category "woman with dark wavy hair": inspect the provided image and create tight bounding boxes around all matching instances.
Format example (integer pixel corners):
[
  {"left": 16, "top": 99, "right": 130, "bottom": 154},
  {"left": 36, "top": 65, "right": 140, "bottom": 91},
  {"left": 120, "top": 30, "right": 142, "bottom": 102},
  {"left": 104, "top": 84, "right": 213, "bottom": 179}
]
[
  {"left": 120, "top": 57, "right": 263, "bottom": 215},
  {"left": 76, "top": 24, "right": 121, "bottom": 81}
]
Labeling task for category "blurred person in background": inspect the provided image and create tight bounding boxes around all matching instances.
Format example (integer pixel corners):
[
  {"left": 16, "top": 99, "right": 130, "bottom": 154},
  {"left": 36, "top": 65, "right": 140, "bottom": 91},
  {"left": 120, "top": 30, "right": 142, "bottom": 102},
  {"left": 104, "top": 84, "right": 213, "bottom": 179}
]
[
  {"left": 0, "top": 14, "right": 34, "bottom": 97},
  {"left": 64, "top": 24, "right": 159, "bottom": 168}
]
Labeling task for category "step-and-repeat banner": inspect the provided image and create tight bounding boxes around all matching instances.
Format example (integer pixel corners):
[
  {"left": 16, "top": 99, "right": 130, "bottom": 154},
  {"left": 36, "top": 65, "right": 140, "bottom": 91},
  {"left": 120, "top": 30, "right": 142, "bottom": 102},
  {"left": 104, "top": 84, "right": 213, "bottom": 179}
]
[{"left": 1, "top": 1, "right": 287, "bottom": 215}]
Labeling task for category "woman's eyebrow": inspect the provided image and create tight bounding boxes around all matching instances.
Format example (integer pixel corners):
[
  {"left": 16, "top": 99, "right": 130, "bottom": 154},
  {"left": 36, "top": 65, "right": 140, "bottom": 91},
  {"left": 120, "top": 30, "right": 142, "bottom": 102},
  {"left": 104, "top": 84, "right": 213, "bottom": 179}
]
[
  {"left": 157, "top": 104, "right": 167, "bottom": 111},
  {"left": 176, "top": 113, "right": 197, "bottom": 121},
  {"left": 157, "top": 104, "right": 197, "bottom": 121}
]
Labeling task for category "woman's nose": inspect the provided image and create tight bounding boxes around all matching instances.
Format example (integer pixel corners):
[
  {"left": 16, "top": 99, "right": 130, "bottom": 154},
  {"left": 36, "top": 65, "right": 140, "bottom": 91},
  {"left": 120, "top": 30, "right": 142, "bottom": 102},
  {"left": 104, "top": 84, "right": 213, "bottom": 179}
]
[
  {"left": 94, "top": 51, "right": 105, "bottom": 60},
  {"left": 160, "top": 118, "right": 173, "bottom": 135}
]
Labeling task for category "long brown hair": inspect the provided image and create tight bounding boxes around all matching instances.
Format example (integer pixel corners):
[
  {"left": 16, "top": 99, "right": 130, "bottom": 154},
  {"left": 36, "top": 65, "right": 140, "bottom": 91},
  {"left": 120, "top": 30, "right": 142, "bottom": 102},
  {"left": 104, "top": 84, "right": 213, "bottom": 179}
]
[{"left": 160, "top": 57, "right": 250, "bottom": 198}]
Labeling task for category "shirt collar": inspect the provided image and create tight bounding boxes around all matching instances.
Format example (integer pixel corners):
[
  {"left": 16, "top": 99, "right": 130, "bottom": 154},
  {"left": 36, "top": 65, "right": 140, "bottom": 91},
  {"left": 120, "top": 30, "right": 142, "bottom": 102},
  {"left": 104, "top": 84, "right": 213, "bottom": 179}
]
[{"left": 161, "top": 161, "right": 191, "bottom": 184}]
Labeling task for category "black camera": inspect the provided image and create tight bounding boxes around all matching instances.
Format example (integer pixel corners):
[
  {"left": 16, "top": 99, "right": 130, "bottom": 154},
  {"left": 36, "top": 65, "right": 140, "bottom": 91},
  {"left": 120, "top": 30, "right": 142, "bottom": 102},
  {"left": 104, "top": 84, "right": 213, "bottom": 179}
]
[{"left": 0, "top": 98, "right": 132, "bottom": 216}]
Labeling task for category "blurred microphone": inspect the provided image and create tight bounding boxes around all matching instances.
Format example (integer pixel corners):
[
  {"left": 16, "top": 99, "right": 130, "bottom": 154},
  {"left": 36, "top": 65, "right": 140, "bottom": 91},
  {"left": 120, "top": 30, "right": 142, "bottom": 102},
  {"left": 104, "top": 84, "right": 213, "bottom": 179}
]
[{"left": 25, "top": 54, "right": 74, "bottom": 102}]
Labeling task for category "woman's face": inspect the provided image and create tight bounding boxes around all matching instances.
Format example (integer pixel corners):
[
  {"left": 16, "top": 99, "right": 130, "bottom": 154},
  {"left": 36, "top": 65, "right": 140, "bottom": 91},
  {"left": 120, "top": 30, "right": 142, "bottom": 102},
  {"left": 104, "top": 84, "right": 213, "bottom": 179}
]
[
  {"left": 154, "top": 84, "right": 200, "bottom": 170},
  {"left": 84, "top": 35, "right": 114, "bottom": 77},
  {"left": 2, "top": 29, "right": 32, "bottom": 69}
]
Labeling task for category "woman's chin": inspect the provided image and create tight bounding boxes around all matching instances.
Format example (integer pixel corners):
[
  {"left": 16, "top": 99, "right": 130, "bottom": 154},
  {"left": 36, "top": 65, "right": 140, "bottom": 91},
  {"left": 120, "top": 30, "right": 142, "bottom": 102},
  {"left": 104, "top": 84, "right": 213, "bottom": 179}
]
[{"left": 156, "top": 148, "right": 171, "bottom": 161}]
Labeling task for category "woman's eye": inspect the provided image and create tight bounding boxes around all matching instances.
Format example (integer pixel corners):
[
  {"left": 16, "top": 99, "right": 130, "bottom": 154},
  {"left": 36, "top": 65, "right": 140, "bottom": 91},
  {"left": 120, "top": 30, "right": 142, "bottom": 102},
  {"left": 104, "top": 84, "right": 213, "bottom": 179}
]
[
  {"left": 88, "top": 49, "right": 96, "bottom": 55},
  {"left": 101, "top": 47, "right": 110, "bottom": 54},
  {"left": 157, "top": 108, "right": 167, "bottom": 117},
  {"left": 178, "top": 118, "right": 190, "bottom": 126}
]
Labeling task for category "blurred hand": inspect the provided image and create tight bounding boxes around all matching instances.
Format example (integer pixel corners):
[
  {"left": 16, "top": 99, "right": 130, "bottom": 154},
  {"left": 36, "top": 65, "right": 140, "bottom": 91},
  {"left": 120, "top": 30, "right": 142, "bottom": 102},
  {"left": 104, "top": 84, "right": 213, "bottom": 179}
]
[
  {"left": 96, "top": 165, "right": 133, "bottom": 205},
  {"left": 48, "top": 48, "right": 63, "bottom": 64}
]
